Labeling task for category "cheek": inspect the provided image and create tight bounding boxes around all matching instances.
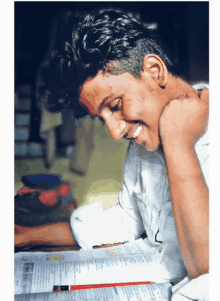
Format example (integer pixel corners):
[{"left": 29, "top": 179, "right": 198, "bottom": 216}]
[
  {"left": 122, "top": 97, "right": 145, "bottom": 120},
  {"left": 123, "top": 105, "right": 142, "bottom": 120},
  {"left": 132, "top": 103, "right": 149, "bottom": 120}
]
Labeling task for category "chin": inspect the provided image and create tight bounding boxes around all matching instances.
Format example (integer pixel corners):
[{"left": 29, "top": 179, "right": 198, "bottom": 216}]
[
  {"left": 146, "top": 147, "right": 158, "bottom": 152},
  {"left": 143, "top": 142, "right": 160, "bottom": 152}
]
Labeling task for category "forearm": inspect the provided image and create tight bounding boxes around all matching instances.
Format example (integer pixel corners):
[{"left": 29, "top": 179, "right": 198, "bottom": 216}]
[
  {"left": 163, "top": 140, "right": 209, "bottom": 278},
  {"left": 16, "top": 222, "right": 77, "bottom": 248}
]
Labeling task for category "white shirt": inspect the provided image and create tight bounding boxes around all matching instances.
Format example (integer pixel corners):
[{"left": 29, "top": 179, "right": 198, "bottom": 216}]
[{"left": 70, "top": 83, "right": 209, "bottom": 299}]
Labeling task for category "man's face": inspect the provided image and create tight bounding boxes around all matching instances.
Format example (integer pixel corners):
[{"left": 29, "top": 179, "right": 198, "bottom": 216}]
[{"left": 79, "top": 70, "right": 167, "bottom": 151}]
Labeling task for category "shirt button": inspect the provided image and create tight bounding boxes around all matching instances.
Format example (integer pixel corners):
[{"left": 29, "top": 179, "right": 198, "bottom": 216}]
[{"left": 158, "top": 246, "right": 162, "bottom": 253}]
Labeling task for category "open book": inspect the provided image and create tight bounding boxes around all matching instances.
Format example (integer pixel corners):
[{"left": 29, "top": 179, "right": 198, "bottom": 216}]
[{"left": 15, "top": 239, "right": 174, "bottom": 301}]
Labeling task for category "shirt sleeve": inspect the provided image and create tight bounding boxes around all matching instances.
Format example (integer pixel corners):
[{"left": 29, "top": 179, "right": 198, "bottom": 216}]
[
  {"left": 70, "top": 142, "right": 145, "bottom": 249},
  {"left": 171, "top": 273, "right": 209, "bottom": 301},
  {"left": 201, "top": 155, "right": 209, "bottom": 188},
  {"left": 195, "top": 127, "right": 209, "bottom": 188}
]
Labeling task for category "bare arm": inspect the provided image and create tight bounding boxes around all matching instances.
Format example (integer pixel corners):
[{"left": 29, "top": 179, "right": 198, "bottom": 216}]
[
  {"left": 162, "top": 140, "right": 209, "bottom": 278},
  {"left": 15, "top": 222, "right": 77, "bottom": 249},
  {"left": 15, "top": 222, "right": 124, "bottom": 251},
  {"left": 160, "top": 89, "right": 209, "bottom": 279}
]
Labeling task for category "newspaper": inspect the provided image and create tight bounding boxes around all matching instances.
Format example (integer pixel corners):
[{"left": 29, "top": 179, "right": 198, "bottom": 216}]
[{"left": 15, "top": 239, "right": 173, "bottom": 300}]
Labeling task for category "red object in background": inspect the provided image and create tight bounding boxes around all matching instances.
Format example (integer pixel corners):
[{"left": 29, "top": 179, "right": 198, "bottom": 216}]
[
  {"left": 59, "top": 183, "right": 72, "bottom": 198},
  {"left": 17, "top": 183, "right": 73, "bottom": 207},
  {"left": 38, "top": 190, "right": 58, "bottom": 207},
  {"left": 17, "top": 186, "right": 40, "bottom": 195}
]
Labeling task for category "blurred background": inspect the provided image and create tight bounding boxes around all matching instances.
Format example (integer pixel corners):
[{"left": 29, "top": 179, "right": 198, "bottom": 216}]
[{"left": 14, "top": 1, "right": 209, "bottom": 208}]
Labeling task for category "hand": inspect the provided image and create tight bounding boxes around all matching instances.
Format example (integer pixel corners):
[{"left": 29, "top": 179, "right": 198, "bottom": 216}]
[
  {"left": 160, "top": 89, "right": 209, "bottom": 147},
  {"left": 15, "top": 224, "right": 32, "bottom": 249}
]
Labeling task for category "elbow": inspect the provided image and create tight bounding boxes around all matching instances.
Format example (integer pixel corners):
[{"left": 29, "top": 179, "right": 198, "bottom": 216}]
[{"left": 188, "top": 238, "right": 209, "bottom": 279}]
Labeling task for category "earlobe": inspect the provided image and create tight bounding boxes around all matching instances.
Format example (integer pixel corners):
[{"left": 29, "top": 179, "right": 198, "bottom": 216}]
[{"left": 142, "top": 54, "right": 168, "bottom": 87}]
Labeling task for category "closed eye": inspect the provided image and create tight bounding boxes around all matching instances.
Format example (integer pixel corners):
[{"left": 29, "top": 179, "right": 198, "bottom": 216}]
[
  {"left": 110, "top": 98, "right": 122, "bottom": 112},
  {"left": 111, "top": 104, "right": 119, "bottom": 112}
]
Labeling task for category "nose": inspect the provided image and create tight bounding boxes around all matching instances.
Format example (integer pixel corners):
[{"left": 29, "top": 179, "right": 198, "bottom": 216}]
[{"left": 104, "top": 116, "right": 126, "bottom": 140}]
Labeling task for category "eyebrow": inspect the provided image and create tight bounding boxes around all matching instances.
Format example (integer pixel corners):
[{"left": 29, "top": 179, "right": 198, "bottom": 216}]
[{"left": 98, "top": 93, "right": 115, "bottom": 114}]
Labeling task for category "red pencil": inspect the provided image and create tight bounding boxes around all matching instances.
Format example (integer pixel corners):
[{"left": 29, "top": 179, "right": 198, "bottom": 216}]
[{"left": 54, "top": 281, "right": 153, "bottom": 292}]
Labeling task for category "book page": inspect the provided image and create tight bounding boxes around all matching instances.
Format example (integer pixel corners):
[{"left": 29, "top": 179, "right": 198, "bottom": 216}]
[
  {"left": 15, "top": 282, "right": 172, "bottom": 301},
  {"left": 15, "top": 239, "right": 172, "bottom": 295},
  {"left": 14, "top": 239, "right": 154, "bottom": 263}
]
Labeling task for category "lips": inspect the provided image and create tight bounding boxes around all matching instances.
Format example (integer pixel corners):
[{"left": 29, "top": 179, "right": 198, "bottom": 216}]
[
  {"left": 132, "top": 125, "right": 143, "bottom": 139},
  {"left": 124, "top": 124, "right": 143, "bottom": 141}
]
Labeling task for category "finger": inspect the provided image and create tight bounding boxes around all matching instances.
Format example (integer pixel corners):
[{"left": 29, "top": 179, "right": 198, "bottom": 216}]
[
  {"left": 15, "top": 224, "right": 21, "bottom": 233},
  {"left": 199, "top": 88, "right": 209, "bottom": 103},
  {"left": 186, "top": 91, "right": 199, "bottom": 99},
  {"left": 176, "top": 94, "right": 185, "bottom": 100}
]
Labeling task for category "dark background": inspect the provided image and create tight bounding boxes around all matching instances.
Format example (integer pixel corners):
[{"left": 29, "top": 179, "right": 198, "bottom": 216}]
[
  {"left": 14, "top": 1, "right": 209, "bottom": 153},
  {"left": 15, "top": 1, "right": 209, "bottom": 87}
]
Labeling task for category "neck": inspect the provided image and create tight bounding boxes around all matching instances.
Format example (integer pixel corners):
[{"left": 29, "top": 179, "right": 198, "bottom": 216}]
[{"left": 165, "top": 73, "right": 199, "bottom": 103}]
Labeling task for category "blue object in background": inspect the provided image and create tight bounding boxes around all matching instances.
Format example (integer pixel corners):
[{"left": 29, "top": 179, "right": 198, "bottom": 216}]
[
  {"left": 28, "top": 143, "right": 43, "bottom": 157},
  {"left": 15, "top": 114, "right": 30, "bottom": 126},
  {"left": 15, "top": 128, "right": 29, "bottom": 141},
  {"left": 60, "top": 191, "right": 74, "bottom": 205},
  {"left": 15, "top": 142, "right": 28, "bottom": 156},
  {"left": 22, "top": 174, "right": 62, "bottom": 190}
]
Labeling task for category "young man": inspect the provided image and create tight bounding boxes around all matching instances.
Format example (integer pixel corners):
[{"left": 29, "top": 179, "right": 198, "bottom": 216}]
[{"left": 15, "top": 9, "right": 209, "bottom": 300}]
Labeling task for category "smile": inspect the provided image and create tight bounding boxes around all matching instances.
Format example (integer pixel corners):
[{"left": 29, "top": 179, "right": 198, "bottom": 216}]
[{"left": 132, "top": 125, "right": 143, "bottom": 139}]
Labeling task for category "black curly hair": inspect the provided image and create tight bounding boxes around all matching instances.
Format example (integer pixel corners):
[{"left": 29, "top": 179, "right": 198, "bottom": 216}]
[{"left": 38, "top": 8, "right": 179, "bottom": 119}]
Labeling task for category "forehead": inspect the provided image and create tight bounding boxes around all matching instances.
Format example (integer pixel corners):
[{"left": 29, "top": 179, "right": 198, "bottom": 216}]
[{"left": 79, "top": 71, "right": 137, "bottom": 114}]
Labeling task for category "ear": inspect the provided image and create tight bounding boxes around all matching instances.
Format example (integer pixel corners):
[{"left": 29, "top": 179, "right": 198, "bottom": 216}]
[{"left": 141, "top": 54, "right": 168, "bottom": 87}]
